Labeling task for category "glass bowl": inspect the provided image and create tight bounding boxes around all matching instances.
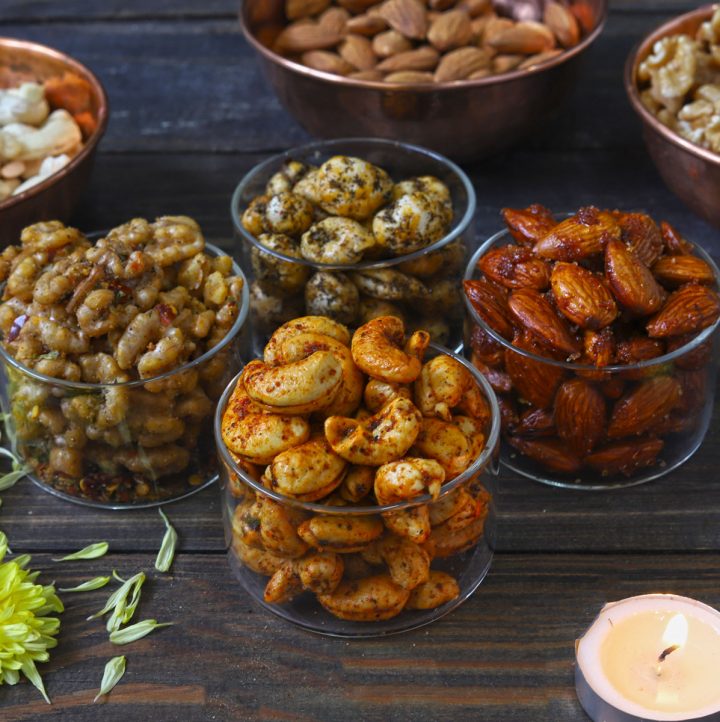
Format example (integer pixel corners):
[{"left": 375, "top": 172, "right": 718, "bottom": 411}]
[
  {"left": 230, "top": 137, "right": 476, "bottom": 358},
  {"left": 215, "top": 343, "right": 500, "bottom": 638},
  {"left": 0, "top": 242, "right": 250, "bottom": 509},
  {"left": 463, "top": 226, "right": 720, "bottom": 490}
]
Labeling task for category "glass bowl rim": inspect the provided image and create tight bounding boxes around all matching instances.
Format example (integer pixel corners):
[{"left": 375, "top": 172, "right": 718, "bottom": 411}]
[
  {"left": 239, "top": 0, "right": 608, "bottom": 92},
  {"left": 0, "top": 239, "right": 250, "bottom": 391},
  {"left": 624, "top": 4, "right": 720, "bottom": 170},
  {"left": 214, "top": 340, "right": 501, "bottom": 515},
  {"left": 230, "top": 137, "right": 477, "bottom": 272},
  {"left": 462, "top": 222, "right": 720, "bottom": 372}
]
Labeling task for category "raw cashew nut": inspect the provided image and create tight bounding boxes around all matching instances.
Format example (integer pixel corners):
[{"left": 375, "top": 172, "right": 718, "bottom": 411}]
[
  {"left": 267, "top": 435, "right": 347, "bottom": 502},
  {"left": 414, "top": 355, "right": 474, "bottom": 421},
  {"left": 325, "top": 396, "right": 422, "bottom": 466},
  {"left": 351, "top": 316, "right": 429, "bottom": 384},
  {"left": 317, "top": 574, "right": 410, "bottom": 622},
  {"left": 362, "top": 535, "right": 431, "bottom": 590},
  {"left": 412, "top": 418, "right": 472, "bottom": 478},
  {"left": 297, "top": 514, "right": 384, "bottom": 552},
  {"left": 374, "top": 457, "right": 446, "bottom": 504},
  {"left": 405, "top": 571, "right": 460, "bottom": 610},
  {"left": 243, "top": 353, "right": 342, "bottom": 414},
  {"left": 264, "top": 315, "right": 351, "bottom": 366},
  {"left": 5, "top": 109, "right": 81, "bottom": 161},
  {"left": 221, "top": 377, "right": 310, "bottom": 464}
]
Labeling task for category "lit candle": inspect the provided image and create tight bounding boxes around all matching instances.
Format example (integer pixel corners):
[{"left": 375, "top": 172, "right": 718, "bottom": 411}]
[{"left": 575, "top": 594, "right": 720, "bottom": 722}]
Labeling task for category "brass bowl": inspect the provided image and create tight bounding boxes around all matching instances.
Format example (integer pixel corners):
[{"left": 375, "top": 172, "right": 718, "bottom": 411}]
[
  {"left": 625, "top": 5, "right": 720, "bottom": 229},
  {"left": 240, "top": 0, "right": 608, "bottom": 161},
  {"left": 0, "top": 37, "right": 109, "bottom": 245}
]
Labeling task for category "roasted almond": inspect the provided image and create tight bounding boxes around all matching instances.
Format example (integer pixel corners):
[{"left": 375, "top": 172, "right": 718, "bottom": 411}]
[
  {"left": 554, "top": 378, "right": 606, "bottom": 455},
  {"left": 379, "top": 0, "right": 428, "bottom": 39},
  {"left": 605, "top": 238, "right": 666, "bottom": 316},
  {"left": 570, "top": 0, "right": 596, "bottom": 34},
  {"left": 516, "top": 407, "right": 556, "bottom": 437},
  {"left": 496, "top": 395, "right": 519, "bottom": 433},
  {"left": 468, "top": 68, "right": 492, "bottom": 79},
  {"left": 339, "top": 34, "right": 378, "bottom": 70},
  {"left": 576, "top": 327, "right": 614, "bottom": 381},
  {"left": 615, "top": 335, "right": 664, "bottom": 365},
  {"left": 338, "top": 0, "right": 384, "bottom": 12},
  {"left": 479, "top": 245, "right": 551, "bottom": 290},
  {"left": 502, "top": 205, "right": 556, "bottom": 246},
  {"left": 482, "top": 16, "right": 515, "bottom": 46},
  {"left": 505, "top": 331, "right": 566, "bottom": 409},
  {"left": 319, "top": 6, "right": 350, "bottom": 34},
  {"left": 651, "top": 255, "right": 715, "bottom": 287},
  {"left": 429, "top": 0, "right": 457, "bottom": 9},
  {"left": 550, "top": 262, "right": 617, "bottom": 330},
  {"left": 472, "top": 359, "right": 513, "bottom": 394},
  {"left": 434, "top": 46, "right": 491, "bottom": 81},
  {"left": 349, "top": 69, "right": 385, "bottom": 80},
  {"left": 275, "top": 22, "right": 343, "bottom": 53},
  {"left": 675, "top": 368, "right": 707, "bottom": 415},
  {"left": 384, "top": 70, "right": 435, "bottom": 82},
  {"left": 660, "top": 220, "right": 694, "bottom": 255},
  {"left": 534, "top": 207, "right": 621, "bottom": 261},
  {"left": 543, "top": 1, "right": 580, "bottom": 48},
  {"left": 458, "top": 0, "right": 492, "bottom": 17},
  {"left": 372, "top": 29, "right": 412, "bottom": 56},
  {"left": 469, "top": 323, "right": 505, "bottom": 367},
  {"left": 508, "top": 288, "right": 580, "bottom": 356},
  {"left": 287, "top": 0, "right": 332, "bottom": 21},
  {"left": 345, "top": 12, "right": 388, "bottom": 36},
  {"left": 507, "top": 436, "right": 582, "bottom": 474},
  {"left": 614, "top": 211, "right": 664, "bottom": 267},
  {"left": 428, "top": 8, "right": 473, "bottom": 52},
  {"left": 301, "top": 49, "right": 355, "bottom": 74},
  {"left": 487, "top": 21, "right": 556, "bottom": 55},
  {"left": 585, "top": 437, "right": 664, "bottom": 477},
  {"left": 607, "top": 376, "right": 682, "bottom": 439},
  {"left": 665, "top": 334, "right": 712, "bottom": 370},
  {"left": 646, "top": 283, "right": 720, "bottom": 337},
  {"left": 492, "top": 53, "right": 525, "bottom": 73},
  {"left": 376, "top": 45, "right": 439, "bottom": 72},
  {"left": 518, "top": 49, "right": 562, "bottom": 69},
  {"left": 463, "top": 278, "right": 515, "bottom": 339}
]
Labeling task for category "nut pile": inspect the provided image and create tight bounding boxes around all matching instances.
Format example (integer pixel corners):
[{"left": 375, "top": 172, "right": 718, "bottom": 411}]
[
  {"left": 221, "top": 315, "right": 492, "bottom": 622},
  {"left": 638, "top": 7, "right": 720, "bottom": 154},
  {"left": 464, "top": 205, "right": 720, "bottom": 479},
  {"left": 0, "top": 217, "right": 244, "bottom": 502},
  {"left": 0, "top": 74, "right": 95, "bottom": 201},
  {"left": 261, "top": 0, "right": 592, "bottom": 83},
  {"left": 242, "top": 153, "right": 464, "bottom": 343}
]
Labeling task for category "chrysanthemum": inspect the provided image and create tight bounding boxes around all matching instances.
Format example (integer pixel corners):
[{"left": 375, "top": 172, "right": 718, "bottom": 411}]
[{"left": 0, "top": 531, "right": 63, "bottom": 703}]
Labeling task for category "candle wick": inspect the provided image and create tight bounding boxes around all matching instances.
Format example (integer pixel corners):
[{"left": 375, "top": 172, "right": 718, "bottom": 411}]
[{"left": 658, "top": 644, "right": 680, "bottom": 662}]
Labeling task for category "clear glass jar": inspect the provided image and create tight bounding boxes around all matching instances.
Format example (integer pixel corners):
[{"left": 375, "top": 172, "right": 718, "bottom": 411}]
[
  {"left": 216, "top": 344, "right": 499, "bottom": 637},
  {"left": 0, "top": 244, "right": 250, "bottom": 509},
  {"left": 230, "top": 138, "right": 476, "bottom": 358},
  {"left": 463, "top": 228, "right": 720, "bottom": 490}
]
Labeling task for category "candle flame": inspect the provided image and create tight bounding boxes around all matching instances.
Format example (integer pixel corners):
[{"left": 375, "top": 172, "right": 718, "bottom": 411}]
[{"left": 662, "top": 613, "right": 688, "bottom": 649}]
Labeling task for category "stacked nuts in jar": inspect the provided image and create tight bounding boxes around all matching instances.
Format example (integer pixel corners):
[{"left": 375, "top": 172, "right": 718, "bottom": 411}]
[
  {"left": 259, "top": 0, "right": 594, "bottom": 83},
  {"left": 464, "top": 205, "right": 720, "bottom": 480},
  {"left": 220, "top": 315, "right": 493, "bottom": 623}
]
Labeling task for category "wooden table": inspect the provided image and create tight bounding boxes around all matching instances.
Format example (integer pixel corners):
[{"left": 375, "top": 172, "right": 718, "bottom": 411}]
[{"left": 2, "top": 1, "right": 720, "bottom": 719}]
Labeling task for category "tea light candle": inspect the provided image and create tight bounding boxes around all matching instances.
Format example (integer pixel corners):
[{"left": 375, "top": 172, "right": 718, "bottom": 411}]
[{"left": 575, "top": 594, "right": 720, "bottom": 722}]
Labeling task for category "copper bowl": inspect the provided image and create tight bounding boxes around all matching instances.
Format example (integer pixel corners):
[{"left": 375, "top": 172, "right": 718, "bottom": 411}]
[
  {"left": 240, "top": 0, "right": 608, "bottom": 161},
  {"left": 0, "top": 37, "right": 109, "bottom": 245},
  {"left": 625, "top": 5, "right": 720, "bottom": 229}
]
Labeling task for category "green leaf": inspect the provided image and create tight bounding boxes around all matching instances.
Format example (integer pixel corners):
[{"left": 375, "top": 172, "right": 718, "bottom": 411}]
[
  {"left": 108, "top": 619, "right": 173, "bottom": 646},
  {"left": 121, "top": 574, "right": 145, "bottom": 625},
  {"left": 0, "top": 466, "right": 28, "bottom": 492},
  {"left": 12, "top": 553, "right": 31, "bottom": 568},
  {"left": 58, "top": 576, "right": 111, "bottom": 593},
  {"left": 154, "top": 508, "right": 177, "bottom": 573},
  {"left": 21, "top": 658, "right": 50, "bottom": 704},
  {"left": 93, "top": 655, "right": 126, "bottom": 703},
  {"left": 53, "top": 542, "right": 109, "bottom": 562},
  {"left": 88, "top": 572, "right": 144, "bottom": 622}
]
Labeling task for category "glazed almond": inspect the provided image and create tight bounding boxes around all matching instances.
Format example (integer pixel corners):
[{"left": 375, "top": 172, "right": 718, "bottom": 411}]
[
  {"left": 550, "top": 262, "right": 617, "bottom": 329},
  {"left": 607, "top": 376, "right": 682, "bottom": 439},
  {"left": 535, "top": 207, "right": 621, "bottom": 260},
  {"left": 652, "top": 255, "right": 715, "bottom": 287},
  {"left": 554, "top": 378, "right": 606, "bottom": 455},
  {"left": 605, "top": 238, "right": 665, "bottom": 316},
  {"left": 646, "top": 283, "right": 720, "bottom": 337}
]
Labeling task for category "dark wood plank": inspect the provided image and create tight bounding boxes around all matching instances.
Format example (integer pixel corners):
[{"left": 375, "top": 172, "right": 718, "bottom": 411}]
[{"left": 1, "top": 552, "right": 719, "bottom": 721}]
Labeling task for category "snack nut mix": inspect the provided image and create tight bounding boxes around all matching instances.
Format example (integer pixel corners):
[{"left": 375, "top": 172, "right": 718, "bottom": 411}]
[
  {"left": 0, "top": 217, "right": 245, "bottom": 503},
  {"left": 261, "top": 0, "right": 593, "bottom": 82},
  {"left": 221, "top": 315, "right": 492, "bottom": 622},
  {"left": 242, "top": 153, "right": 464, "bottom": 345},
  {"left": 464, "top": 204, "right": 720, "bottom": 479},
  {"left": 638, "top": 7, "right": 720, "bottom": 154}
]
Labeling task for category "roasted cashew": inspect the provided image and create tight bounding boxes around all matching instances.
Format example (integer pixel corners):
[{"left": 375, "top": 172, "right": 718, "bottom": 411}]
[
  {"left": 414, "top": 355, "right": 474, "bottom": 421},
  {"left": 300, "top": 216, "right": 376, "bottom": 264},
  {"left": 351, "top": 316, "right": 429, "bottom": 384},
  {"left": 453, "top": 416, "right": 487, "bottom": 461},
  {"left": 296, "top": 551, "right": 344, "bottom": 595},
  {"left": 263, "top": 315, "right": 351, "bottom": 366},
  {"left": 317, "top": 574, "right": 409, "bottom": 622},
  {"left": 427, "top": 512, "right": 488, "bottom": 558},
  {"left": 412, "top": 418, "right": 472, "bottom": 478},
  {"left": 297, "top": 514, "right": 384, "bottom": 553},
  {"left": 264, "top": 560, "right": 304, "bottom": 604},
  {"left": 363, "top": 379, "right": 412, "bottom": 412},
  {"left": 350, "top": 269, "right": 429, "bottom": 303},
  {"left": 267, "top": 435, "right": 346, "bottom": 502},
  {"left": 232, "top": 536, "right": 286, "bottom": 576},
  {"left": 372, "top": 191, "right": 447, "bottom": 255},
  {"left": 374, "top": 458, "right": 446, "bottom": 505},
  {"left": 429, "top": 487, "right": 479, "bottom": 527},
  {"left": 405, "top": 571, "right": 460, "bottom": 610},
  {"left": 382, "top": 506, "right": 431, "bottom": 543},
  {"left": 255, "top": 496, "right": 309, "bottom": 558},
  {"left": 338, "top": 465, "right": 375, "bottom": 503},
  {"left": 243, "top": 353, "right": 342, "bottom": 414},
  {"left": 325, "top": 396, "right": 422, "bottom": 466},
  {"left": 220, "top": 377, "right": 310, "bottom": 464},
  {"left": 362, "top": 534, "right": 431, "bottom": 591}
]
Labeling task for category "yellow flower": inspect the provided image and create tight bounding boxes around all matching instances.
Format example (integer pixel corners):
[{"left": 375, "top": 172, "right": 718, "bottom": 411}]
[{"left": 0, "top": 531, "right": 63, "bottom": 703}]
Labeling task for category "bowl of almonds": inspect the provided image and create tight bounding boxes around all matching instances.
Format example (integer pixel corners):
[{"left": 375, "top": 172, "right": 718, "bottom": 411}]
[
  {"left": 241, "top": 0, "right": 607, "bottom": 160},
  {"left": 463, "top": 204, "right": 720, "bottom": 489}
]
